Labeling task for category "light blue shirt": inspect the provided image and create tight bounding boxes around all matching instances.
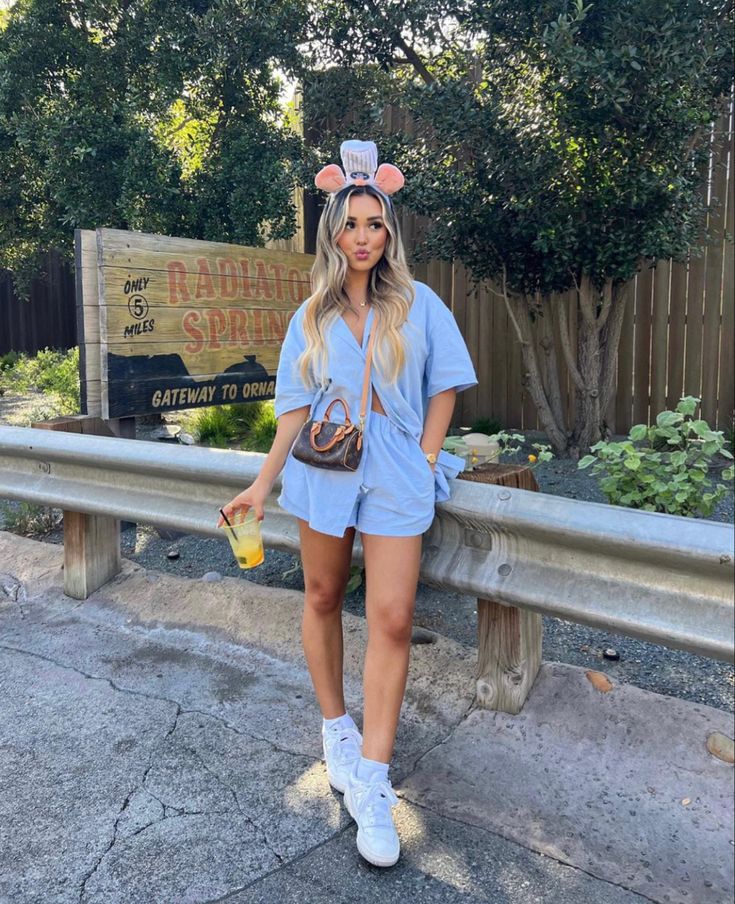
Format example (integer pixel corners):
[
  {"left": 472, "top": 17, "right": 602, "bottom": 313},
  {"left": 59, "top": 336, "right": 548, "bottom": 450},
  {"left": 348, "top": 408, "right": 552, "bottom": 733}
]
[{"left": 274, "top": 281, "right": 478, "bottom": 534}]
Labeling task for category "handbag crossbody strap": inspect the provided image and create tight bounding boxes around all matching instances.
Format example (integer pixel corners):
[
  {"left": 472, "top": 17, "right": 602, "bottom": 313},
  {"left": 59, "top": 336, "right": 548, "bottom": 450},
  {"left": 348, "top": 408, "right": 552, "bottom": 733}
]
[{"left": 358, "top": 311, "right": 378, "bottom": 431}]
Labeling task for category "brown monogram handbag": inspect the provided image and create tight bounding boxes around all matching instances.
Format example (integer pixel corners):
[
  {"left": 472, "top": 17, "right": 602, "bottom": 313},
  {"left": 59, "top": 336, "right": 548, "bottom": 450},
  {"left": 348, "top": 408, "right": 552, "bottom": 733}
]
[{"left": 291, "top": 315, "right": 377, "bottom": 471}]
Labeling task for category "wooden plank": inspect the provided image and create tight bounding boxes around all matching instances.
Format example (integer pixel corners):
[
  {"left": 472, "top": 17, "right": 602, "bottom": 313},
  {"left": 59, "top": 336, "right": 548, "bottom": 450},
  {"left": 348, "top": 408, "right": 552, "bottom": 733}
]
[
  {"left": 491, "top": 280, "right": 508, "bottom": 428},
  {"left": 717, "top": 97, "right": 734, "bottom": 431},
  {"left": 95, "top": 342, "right": 282, "bottom": 376},
  {"left": 99, "top": 304, "right": 294, "bottom": 345},
  {"left": 77, "top": 230, "right": 102, "bottom": 416},
  {"left": 427, "top": 259, "right": 442, "bottom": 296},
  {"left": 615, "top": 280, "right": 636, "bottom": 435},
  {"left": 97, "top": 264, "right": 310, "bottom": 307},
  {"left": 477, "top": 284, "right": 493, "bottom": 428},
  {"left": 476, "top": 600, "right": 542, "bottom": 714},
  {"left": 472, "top": 464, "right": 541, "bottom": 713},
  {"left": 649, "top": 259, "right": 671, "bottom": 417},
  {"left": 701, "top": 108, "right": 730, "bottom": 425},
  {"left": 75, "top": 230, "right": 88, "bottom": 414},
  {"left": 666, "top": 259, "right": 688, "bottom": 411},
  {"left": 450, "top": 262, "right": 470, "bottom": 428},
  {"left": 633, "top": 265, "right": 654, "bottom": 424},
  {"left": 63, "top": 511, "right": 121, "bottom": 600},
  {"left": 103, "top": 373, "right": 277, "bottom": 418},
  {"left": 683, "top": 245, "right": 705, "bottom": 402},
  {"left": 439, "top": 261, "right": 453, "bottom": 310},
  {"left": 464, "top": 277, "right": 481, "bottom": 426},
  {"left": 97, "top": 226, "right": 315, "bottom": 272}
]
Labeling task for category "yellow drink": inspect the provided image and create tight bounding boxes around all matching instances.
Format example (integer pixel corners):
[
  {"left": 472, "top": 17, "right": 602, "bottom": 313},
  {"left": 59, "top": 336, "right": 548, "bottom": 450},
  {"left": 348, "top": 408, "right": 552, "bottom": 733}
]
[
  {"left": 233, "top": 534, "right": 264, "bottom": 568},
  {"left": 218, "top": 509, "right": 264, "bottom": 569}
]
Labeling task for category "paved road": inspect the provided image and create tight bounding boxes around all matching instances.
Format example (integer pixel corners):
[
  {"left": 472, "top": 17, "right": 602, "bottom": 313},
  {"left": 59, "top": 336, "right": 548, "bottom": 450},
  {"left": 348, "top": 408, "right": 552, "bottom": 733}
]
[{"left": 1, "top": 531, "right": 733, "bottom": 904}]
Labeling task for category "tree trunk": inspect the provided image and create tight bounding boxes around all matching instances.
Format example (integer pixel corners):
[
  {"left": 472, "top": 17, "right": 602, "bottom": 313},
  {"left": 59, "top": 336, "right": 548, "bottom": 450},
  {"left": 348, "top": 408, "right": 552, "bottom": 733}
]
[{"left": 497, "top": 267, "right": 626, "bottom": 459}]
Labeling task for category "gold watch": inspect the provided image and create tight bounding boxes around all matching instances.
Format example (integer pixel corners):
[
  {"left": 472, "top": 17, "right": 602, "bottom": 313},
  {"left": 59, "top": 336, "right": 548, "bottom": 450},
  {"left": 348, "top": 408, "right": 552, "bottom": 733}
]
[{"left": 425, "top": 452, "right": 438, "bottom": 465}]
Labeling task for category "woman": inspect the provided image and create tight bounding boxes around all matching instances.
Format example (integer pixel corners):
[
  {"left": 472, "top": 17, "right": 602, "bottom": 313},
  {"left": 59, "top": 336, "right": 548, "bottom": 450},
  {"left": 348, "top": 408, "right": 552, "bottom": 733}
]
[{"left": 220, "top": 140, "right": 477, "bottom": 868}]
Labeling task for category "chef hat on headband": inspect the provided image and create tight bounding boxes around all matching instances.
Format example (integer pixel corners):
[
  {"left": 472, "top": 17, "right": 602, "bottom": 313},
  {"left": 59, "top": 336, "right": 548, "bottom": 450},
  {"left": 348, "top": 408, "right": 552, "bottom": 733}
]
[{"left": 315, "top": 140, "right": 404, "bottom": 196}]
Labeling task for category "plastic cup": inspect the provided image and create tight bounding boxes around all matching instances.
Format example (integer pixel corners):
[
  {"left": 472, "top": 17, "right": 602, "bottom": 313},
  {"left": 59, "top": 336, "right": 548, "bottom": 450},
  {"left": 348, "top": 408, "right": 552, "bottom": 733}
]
[{"left": 218, "top": 509, "right": 264, "bottom": 569}]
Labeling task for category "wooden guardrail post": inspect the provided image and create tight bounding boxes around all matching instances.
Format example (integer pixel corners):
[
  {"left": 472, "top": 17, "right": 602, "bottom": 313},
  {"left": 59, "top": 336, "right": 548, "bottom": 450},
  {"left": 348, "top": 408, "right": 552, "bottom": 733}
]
[
  {"left": 458, "top": 463, "right": 542, "bottom": 714},
  {"left": 32, "top": 415, "right": 134, "bottom": 599}
]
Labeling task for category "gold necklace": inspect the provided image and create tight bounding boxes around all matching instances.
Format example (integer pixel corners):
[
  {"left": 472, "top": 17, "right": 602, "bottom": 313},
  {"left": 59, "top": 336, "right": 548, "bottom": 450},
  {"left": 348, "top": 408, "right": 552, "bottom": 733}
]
[{"left": 344, "top": 292, "right": 368, "bottom": 315}]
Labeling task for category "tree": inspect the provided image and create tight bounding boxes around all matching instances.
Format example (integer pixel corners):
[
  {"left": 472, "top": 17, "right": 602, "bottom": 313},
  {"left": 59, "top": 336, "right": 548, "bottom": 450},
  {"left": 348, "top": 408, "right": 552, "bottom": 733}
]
[
  {"left": 303, "top": 0, "right": 734, "bottom": 457},
  {"left": 0, "top": 0, "right": 308, "bottom": 300}
]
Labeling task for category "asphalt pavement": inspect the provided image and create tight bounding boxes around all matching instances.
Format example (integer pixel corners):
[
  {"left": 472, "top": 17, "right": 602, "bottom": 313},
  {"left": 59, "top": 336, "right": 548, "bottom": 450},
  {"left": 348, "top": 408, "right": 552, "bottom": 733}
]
[{"left": 1, "top": 531, "right": 733, "bottom": 904}]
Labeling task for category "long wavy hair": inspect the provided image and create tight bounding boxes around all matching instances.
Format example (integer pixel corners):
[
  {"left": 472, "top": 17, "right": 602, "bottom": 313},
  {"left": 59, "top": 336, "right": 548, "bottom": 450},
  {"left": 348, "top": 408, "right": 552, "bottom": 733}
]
[{"left": 296, "top": 184, "right": 415, "bottom": 388}]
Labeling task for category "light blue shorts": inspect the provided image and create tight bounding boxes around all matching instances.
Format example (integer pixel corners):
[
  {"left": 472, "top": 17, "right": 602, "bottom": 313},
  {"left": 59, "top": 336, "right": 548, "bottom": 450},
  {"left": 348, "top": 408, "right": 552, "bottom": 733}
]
[{"left": 279, "top": 410, "right": 436, "bottom": 537}]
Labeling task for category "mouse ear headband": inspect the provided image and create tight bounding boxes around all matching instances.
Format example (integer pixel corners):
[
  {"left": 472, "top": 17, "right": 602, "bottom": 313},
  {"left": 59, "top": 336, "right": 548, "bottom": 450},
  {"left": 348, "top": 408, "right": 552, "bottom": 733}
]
[{"left": 314, "top": 140, "right": 404, "bottom": 197}]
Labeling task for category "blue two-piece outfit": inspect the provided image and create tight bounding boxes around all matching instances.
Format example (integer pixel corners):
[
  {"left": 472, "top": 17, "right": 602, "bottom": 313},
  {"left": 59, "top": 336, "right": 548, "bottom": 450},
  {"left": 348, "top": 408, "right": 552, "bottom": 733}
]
[{"left": 274, "top": 281, "right": 478, "bottom": 538}]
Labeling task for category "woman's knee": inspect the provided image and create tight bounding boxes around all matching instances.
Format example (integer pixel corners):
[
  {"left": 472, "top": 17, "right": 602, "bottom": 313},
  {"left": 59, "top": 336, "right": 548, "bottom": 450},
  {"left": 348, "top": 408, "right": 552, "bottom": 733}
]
[
  {"left": 368, "top": 599, "right": 415, "bottom": 644},
  {"left": 304, "top": 577, "right": 347, "bottom": 616}
]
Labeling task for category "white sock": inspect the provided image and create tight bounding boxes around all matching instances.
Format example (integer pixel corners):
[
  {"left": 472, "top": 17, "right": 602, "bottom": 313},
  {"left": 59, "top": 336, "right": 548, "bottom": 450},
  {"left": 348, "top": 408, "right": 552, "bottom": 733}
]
[
  {"left": 323, "top": 712, "right": 356, "bottom": 732},
  {"left": 355, "top": 755, "right": 389, "bottom": 783}
]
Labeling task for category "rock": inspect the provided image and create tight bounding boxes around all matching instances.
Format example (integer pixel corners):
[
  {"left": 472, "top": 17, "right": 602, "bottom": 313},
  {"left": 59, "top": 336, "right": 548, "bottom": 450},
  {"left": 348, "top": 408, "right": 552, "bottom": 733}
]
[
  {"left": 603, "top": 647, "right": 620, "bottom": 661},
  {"left": 411, "top": 627, "right": 438, "bottom": 645},
  {"left": 586, "top": 670, "right": 613, "bottom": 693},
  {"left": 202, "top": 571, "right": 222, "bottom": 582},
  {"left": 178, "top": 432, "right": 195, "bottom": 445},
  {"left": 166, "top": 546, "right": 180, "bottom": 560},
  {"left": 151, "top": 424, "right": 181, "bottom": 441},
  {"left": 705, "top": 731, "right": 735, "bottom": 764}
]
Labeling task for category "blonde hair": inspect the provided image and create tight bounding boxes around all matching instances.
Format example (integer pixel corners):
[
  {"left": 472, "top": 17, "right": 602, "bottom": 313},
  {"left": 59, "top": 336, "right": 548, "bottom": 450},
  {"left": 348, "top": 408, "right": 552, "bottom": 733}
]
[{"left": 297, "top": 185, "right": 415, "bottom": 388}]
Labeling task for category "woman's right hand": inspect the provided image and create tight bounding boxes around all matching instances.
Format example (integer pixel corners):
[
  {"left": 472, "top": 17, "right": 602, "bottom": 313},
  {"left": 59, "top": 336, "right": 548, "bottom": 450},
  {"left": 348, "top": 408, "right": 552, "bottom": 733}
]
[{"left": 218, "top": 479, "right": 270, "bottom": 526}]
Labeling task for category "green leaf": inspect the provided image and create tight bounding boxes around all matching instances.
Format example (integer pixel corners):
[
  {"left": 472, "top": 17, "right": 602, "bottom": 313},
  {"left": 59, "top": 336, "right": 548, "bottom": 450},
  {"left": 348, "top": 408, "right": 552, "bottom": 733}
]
[
  {"left": 656, "top": 411, "right": 680, "bottom": 428},
  {"left": 677, "top": 397, "right": 699, "bottom": 417},
  {"left": 629, "top": 424, "right": 648, "bottom": 441}
]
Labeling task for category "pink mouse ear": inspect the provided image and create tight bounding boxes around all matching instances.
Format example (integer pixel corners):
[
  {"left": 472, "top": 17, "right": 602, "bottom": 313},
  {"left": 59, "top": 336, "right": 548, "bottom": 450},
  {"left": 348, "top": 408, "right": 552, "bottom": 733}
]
[
  {"left": 315, "top": 164, "right": 347, "bottom": 193},
  {"left": 374, "top": 163, "right": 404, "bottom": 195}
]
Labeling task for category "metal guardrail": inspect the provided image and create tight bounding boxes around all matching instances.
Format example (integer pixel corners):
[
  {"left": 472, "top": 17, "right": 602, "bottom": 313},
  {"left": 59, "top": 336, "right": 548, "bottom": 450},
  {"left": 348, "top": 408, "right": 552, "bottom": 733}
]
[{"left": 1, "top": 426, "right": 733, "bottom": 663}]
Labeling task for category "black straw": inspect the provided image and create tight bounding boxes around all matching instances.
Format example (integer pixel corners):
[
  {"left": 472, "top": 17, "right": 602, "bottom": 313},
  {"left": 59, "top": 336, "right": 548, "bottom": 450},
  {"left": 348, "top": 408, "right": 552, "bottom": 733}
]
[{"left": 220, "top": 508, "right": 239, "bottom": 541}]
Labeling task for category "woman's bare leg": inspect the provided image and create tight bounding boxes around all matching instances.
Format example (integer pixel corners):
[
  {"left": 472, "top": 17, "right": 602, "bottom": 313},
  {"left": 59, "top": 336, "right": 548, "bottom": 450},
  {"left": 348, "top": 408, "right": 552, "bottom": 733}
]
[
  {"left": 359, "top": 532, "right": 422, "bottom": 762},
  {"left": 298, "top": 518, "right": 357, "bottom": 719}
]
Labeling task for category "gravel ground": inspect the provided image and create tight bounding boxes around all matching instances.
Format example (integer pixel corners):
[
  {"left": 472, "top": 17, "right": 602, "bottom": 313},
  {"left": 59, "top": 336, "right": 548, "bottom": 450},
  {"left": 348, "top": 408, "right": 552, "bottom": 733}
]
[{"left": 2, "top": 402, "right": 733, "bottom": 714}]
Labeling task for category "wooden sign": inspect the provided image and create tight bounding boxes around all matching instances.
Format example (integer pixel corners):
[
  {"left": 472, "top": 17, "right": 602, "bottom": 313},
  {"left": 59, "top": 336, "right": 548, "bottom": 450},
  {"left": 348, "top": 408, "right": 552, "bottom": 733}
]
[{"left": 76, "top": 228, "right": 314, "bottom": 419}]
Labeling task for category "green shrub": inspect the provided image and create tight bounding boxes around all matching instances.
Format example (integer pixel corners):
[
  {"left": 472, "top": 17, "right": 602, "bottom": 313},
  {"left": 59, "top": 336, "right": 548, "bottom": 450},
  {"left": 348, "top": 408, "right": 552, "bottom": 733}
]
[
  {"left": 242, "top": 401, "right": 278, "bottom": 452},
  {"left": 0, "top": 350, "right": 20, "bottom": 372},
  {"left": 0, "top": 501, "right": 61, "bottom": 537},
  {"left": 578, "top": 396, "right": 734, "bottom": 517},
  {"left": 190, "top": 400, "right": 277, "bottom": 450},
  {"left": 470, "top": 416, "right": 503, "bottom": 435},
  {"left": 0, "top": 347, "right": 80, "bottom": 413},
  {"left": 723, "top": 415, "right": 734, "bottom": 457},
  {"left": 192, "top": 406, "right": 239, "bottom": 447}
]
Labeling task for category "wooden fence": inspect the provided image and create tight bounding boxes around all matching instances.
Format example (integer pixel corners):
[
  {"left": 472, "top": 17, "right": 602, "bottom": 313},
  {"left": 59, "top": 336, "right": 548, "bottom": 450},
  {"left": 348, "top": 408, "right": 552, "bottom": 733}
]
[{"left": 0, "top": 251, "right": 76, "bottom": 357}]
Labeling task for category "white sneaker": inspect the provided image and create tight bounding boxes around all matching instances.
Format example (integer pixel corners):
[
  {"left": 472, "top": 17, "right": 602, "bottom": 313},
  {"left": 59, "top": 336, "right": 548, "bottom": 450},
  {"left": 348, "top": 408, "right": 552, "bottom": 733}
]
[
  {"left": 344, "top": 766, "right": 400, "bottom": 867},
  {"left": 322, "top": 722, "right": 363, "bottom": 793}
]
